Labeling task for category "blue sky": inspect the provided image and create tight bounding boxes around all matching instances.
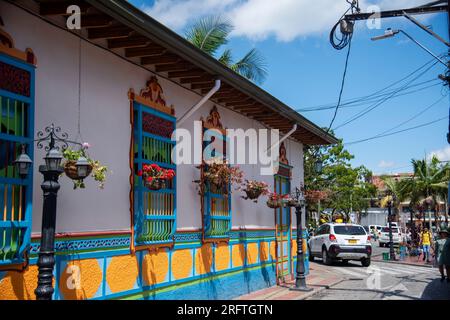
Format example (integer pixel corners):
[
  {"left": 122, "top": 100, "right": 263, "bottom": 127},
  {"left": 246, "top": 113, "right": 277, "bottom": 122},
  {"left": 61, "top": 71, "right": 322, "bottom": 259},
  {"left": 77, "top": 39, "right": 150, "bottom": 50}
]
[{"left": 128, "top": 0, "right": 450, "bottom": 174}]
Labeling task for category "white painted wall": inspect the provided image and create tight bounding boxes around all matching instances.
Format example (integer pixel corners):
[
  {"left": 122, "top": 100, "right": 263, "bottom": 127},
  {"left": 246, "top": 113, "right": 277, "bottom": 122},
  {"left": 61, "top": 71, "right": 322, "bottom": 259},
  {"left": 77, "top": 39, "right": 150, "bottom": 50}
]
[{"left": 2, "top": 2, "right": 304, "bottom": 234}]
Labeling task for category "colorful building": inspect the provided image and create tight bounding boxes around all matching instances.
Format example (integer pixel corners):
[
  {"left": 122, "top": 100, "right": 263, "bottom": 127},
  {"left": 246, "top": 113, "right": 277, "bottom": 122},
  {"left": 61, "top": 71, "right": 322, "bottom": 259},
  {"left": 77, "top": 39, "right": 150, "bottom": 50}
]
[{"left": 0, "top": 0, "right": 337, "bottom": 300}]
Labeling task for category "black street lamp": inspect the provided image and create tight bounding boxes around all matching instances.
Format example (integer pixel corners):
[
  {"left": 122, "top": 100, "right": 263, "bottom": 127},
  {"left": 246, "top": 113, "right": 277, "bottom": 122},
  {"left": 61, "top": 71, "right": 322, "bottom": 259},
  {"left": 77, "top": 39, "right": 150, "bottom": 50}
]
[
  {"left": 386, "top": 192, "right": 397, "bottom": 261},
  {"left": 14, "top": 124, "right": 90, "bottom": 300},
  {"left": 290, "top": 187, "right": 313, "bottom": 292},
  {"left": 291, "top": 159, "right": 322, "bottom": 292}
]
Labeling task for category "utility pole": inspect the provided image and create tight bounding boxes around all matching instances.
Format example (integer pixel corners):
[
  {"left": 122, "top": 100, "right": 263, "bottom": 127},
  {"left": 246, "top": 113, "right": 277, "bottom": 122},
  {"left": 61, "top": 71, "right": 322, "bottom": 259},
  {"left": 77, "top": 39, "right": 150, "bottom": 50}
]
[{"left": 337, "top": 0, "right": 450, "bottom": 143}]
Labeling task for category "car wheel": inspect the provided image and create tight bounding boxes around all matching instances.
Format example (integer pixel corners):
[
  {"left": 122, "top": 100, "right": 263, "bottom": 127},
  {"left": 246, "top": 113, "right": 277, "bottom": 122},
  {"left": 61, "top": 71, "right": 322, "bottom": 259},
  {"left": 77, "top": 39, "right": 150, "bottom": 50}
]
[
  {"left": 361, "top": 257, "right": 371, "bottom": 267},
  {"left": 322, "top": 248, "right": 332, "bottom": 266},
  {"left": 308, "top": 246, "right": 315, "bottom": 262},
  {"left": 341, "top": 260, "right": 349, "bottom": 265}
]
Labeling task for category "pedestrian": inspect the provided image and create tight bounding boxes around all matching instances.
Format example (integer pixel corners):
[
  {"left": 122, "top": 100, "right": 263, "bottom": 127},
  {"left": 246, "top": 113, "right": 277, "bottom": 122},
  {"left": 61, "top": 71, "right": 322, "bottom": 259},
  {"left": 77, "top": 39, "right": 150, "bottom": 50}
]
[
  {"left": 434, "top": 228, "right": 450, "bottom": 283},
  {"left": 420, "top": 227, "right": 433, "bottom": 263}
]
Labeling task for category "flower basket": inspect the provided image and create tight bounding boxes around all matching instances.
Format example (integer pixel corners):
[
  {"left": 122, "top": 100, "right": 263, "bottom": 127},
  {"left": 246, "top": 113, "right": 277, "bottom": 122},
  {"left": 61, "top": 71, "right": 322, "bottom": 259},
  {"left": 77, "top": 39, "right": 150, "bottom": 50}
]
[
  {"left": 139, "top": 164, "right": 175, "bottom": 191},
  {"left": 64, "top": 160, "right": 93, "bottom": 181},
  {"left": 145, "top": 178, "right": 166, "bottom": 191},
  {"left": 242, "top": 180, "right": 269, "bottom": 202},
  {"left": 285, "top": 199, "right": 299, "bottom": 207},
  {"left": 245, "top": 189, "right": 263, "bottom": 200},
  {"left": 267, "top": 199, "right": 282, "bottom": 209}
]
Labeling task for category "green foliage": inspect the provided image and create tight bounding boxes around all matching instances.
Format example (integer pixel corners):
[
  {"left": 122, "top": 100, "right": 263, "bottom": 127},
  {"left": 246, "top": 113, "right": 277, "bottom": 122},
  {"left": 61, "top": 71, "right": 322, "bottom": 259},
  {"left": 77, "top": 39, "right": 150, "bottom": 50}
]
[
  {"left": 185, "top": 15, "right": 268, "bottom": 84},
  {"left": 402, "top": 155, "right": 449, "bottom": 210},
  {"left": 304, "top": 134, "right": 376, "bottom": 220},
  {"left": 62, "top": 147, "right": 108, "bottom": 190}
]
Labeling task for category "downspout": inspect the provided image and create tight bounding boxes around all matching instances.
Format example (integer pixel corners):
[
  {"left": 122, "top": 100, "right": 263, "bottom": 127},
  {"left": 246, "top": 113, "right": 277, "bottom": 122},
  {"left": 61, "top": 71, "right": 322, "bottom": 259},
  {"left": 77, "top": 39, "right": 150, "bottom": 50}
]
[
  {"left": 267, "top": 124, "right": 298, "bottom": 153},
  {"left": 177, "top": 79, "right": 221, "bottom": 125}
]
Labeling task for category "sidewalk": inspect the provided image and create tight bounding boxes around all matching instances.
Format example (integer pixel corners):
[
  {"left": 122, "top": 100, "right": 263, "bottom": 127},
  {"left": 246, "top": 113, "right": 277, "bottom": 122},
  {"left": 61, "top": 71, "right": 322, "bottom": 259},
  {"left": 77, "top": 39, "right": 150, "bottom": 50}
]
[
  {"left": 235, "top": 263, "right": 344, "bottom": 300},
  {"left": 373, "top": 254, "right": 435, "bottom": 268}
]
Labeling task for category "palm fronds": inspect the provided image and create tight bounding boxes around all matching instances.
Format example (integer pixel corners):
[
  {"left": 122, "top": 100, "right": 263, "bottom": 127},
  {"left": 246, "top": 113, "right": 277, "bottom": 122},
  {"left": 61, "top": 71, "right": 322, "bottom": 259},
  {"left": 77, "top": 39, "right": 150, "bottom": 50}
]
[{"left": 185, "top": 15, "right": 233, "bottom": 56}]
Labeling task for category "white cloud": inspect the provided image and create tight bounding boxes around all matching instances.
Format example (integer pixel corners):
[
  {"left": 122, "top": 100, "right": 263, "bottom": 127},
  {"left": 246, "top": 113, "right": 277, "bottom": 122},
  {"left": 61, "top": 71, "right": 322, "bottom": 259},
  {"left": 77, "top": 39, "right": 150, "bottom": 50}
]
[
  {"left": 142, "top": 0, "right": 238, "bottom": 31},
  {"left": 378, "top": 160, "right": 395, "bottom": 168},
  {"left": 428, "top": 146, "right": 450, "bottom": 162},
  {"left": 139, "top": 0, "right": 432, "bottom": 41}
]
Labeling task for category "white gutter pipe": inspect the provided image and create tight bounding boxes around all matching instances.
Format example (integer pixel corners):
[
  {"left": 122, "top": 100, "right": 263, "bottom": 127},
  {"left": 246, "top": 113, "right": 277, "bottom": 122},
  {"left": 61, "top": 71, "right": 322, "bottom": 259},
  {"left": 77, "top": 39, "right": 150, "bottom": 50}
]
[
  {"left": 177, "top": 79, "right": 221, "bottom": 125},
  {"left": 267, "top": 124, "right": 298, "bottom": 153}
]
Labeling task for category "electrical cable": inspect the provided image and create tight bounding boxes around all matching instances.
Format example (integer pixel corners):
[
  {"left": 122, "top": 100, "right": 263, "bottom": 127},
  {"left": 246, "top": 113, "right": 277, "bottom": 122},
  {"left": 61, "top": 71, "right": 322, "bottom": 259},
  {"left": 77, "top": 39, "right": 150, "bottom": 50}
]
[
  {"left": 326, "top": 34, "right": 352, "bottom": 132},
  {"left": 298, "top": 79, "right": 441, "bottom": 112},
  {"left": 375, "top": 94, "right": 446, "bottom": 137},
  {"left": 344, "top": 116, "right": 447, "bottom": 145},
  {"left": 334, "top": 60, "right": 441, "bottom": 130}
]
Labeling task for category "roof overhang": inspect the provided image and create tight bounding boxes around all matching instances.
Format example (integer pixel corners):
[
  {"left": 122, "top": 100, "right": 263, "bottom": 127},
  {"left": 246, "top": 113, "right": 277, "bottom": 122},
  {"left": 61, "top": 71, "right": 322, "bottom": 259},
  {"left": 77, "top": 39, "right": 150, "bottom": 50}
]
[{"left": 15, "top": 0, "right": 339, "bottom": 145}]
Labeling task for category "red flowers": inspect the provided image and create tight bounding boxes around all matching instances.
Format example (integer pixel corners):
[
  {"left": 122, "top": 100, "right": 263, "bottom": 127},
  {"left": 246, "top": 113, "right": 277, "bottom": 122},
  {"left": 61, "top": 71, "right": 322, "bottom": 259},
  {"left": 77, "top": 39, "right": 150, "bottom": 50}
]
[{"left": 138, "top": 164, "right": 175, "bottom": 181}]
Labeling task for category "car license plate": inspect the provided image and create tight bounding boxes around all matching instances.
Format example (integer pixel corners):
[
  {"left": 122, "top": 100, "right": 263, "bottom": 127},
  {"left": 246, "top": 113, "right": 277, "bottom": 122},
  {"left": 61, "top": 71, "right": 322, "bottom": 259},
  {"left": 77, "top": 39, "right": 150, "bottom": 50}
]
[{"left": 348, "top": 239, "right": 357, "bottom": 244}]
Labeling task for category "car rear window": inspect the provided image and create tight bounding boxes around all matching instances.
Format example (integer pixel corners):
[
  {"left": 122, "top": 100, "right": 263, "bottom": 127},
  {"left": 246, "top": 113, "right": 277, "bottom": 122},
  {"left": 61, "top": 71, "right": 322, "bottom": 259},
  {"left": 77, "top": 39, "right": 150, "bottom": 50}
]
[
  {"left": 333, "top": 226, "right": 366, "bottom": 235},
  {"left": 381, "top": 227, "right": 399, "bottom": 233}
]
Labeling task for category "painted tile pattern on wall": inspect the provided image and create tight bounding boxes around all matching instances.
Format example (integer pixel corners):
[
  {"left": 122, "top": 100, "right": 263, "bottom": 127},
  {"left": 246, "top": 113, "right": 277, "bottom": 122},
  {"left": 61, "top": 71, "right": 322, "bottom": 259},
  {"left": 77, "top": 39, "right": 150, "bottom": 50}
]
[{"left": 1, "top": 229, "right": 306, "bottom": 300}]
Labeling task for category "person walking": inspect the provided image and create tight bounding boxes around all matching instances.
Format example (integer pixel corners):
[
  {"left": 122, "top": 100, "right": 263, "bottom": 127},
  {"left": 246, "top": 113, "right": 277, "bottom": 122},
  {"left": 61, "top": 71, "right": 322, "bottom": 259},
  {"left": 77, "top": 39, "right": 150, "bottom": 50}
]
[
  {"left": 420, "top": 227, "right": 433, "bottom": 263},
  {"left": 434, "top": 228, "right": 450, "bottom": 283}
]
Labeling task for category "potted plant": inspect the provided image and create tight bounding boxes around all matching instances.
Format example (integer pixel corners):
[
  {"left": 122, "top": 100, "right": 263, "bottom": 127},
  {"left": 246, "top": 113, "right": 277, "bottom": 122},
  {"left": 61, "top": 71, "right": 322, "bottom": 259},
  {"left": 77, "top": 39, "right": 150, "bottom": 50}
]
[
  {"left": 62, "top": 144, "right": 108, "bottom": 189},
  {"left": 283, "top": 195, "right": 299, "bottom": 207},
  {"left": 266, "top": 193, "right": 285, "bottom": 209},
  {"left": 242, "top": 180, "right": 269, "bottom": 202},
  {"left": 195, "top": 157, "right": 243, "bottom": 195},
  {"left": 138, "top": 163, "right": 175, "bottom": 191}
]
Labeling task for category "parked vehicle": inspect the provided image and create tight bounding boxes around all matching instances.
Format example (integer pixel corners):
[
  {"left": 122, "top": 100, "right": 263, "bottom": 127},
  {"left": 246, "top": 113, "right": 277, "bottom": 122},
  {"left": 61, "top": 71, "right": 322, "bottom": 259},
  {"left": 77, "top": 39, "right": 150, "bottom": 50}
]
[
  {"left": 378, "top": 226, "right": 401, "bottom": 247},
  {"left": 369, "top": 225, "right": 383, "bottom": 239},
  {"left": 308, "top": 223, "right": 372, "bottom": 267}
]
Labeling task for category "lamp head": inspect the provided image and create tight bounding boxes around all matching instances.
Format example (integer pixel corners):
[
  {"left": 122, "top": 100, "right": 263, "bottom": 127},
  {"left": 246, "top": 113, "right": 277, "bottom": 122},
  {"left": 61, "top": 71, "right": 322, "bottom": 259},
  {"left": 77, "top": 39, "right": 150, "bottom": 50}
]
[
  {"left": 371, "top": 28, "right": 399, "bottom": 41},
  {"left": 75, "top": 155, "right": 91, "bottom": 179},
  {"left": 44, "top": 148, "right": 63, "bottom": 171},
  {"left": 14, "top": 146, "right": 32, "bottom": 178}
]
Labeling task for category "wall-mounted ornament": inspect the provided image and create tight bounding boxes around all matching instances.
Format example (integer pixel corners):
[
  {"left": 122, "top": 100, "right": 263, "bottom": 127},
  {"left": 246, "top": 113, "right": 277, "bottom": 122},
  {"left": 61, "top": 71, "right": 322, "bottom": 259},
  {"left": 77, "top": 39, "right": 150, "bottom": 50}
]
[
  {"left": 279, "top": 142, "right": 289, "bottom": 165},
  {"left": 129, "top": 76, "right": 175, "bottom": 116},
  {"left": 204, "top": 105, "right": 223, "bottom": 130}
]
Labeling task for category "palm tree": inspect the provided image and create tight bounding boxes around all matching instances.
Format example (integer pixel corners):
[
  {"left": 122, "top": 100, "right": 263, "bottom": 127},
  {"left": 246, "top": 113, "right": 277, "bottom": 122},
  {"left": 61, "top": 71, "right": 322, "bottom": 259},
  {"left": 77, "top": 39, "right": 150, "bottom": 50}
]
[
  {"left": 403, "top": 156, "right": 449, "bottom": 230},
  {"left": 185, "top": 15, "right": 268, "bottom": 84},
  {"left": 380, "top": 177, "right": 407, "bottom": 223}
]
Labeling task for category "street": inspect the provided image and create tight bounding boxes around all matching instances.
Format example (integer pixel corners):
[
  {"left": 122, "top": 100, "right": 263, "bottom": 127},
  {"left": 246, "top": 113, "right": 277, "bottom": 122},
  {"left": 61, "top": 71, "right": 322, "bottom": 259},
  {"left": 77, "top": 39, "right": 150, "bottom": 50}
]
[{"left": 307, "top": 241, "right": 450, "bottom": 300}]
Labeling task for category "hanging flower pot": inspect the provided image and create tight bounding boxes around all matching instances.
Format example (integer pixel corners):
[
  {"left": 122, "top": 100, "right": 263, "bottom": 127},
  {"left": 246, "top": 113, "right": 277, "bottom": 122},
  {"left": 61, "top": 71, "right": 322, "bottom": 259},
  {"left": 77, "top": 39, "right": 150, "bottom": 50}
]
[
  {"left": 267, "top": 199, "right": 283, "bottom": 209},
  {"left": 284, "top": 197, "right": 299, "bottom": 207},
  {"left": 242, "top": 180, "right": 269, "bottom": 202},
  {"left": 266, "top": 193, "right": 284, "bottom": 209},
  {"left": 62, "top": 145, "right": 107, "bottom": 190}
]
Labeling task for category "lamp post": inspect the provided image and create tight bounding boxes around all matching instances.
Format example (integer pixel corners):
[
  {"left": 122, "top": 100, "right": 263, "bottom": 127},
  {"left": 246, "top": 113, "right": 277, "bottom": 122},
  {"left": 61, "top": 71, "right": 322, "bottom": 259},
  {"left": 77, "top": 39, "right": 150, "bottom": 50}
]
[
  {"left": 14, "top": 124, "right": 90, "bottom": 300},
  {"left": 386, "top": 192, "right": 396, "bottom": 261},
  {"left": 291, "top": 159, "right": 322, "bottom": 291},
  {"left": 290, "top": 187, "right": 313, "bottom": 292}
]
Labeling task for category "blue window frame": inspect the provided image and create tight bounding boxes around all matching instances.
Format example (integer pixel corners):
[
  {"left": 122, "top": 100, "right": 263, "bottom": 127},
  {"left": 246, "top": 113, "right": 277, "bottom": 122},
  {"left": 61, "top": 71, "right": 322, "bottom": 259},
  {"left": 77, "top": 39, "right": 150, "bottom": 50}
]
[
  {"left": 202, "top": 127, "right": 231, "bottom": 241},
  {"left": 0, "top": 53, "right": 34, "bottom": 267},
  {"left": 132, "top": 101, "right": 176, "bottom": 247}
]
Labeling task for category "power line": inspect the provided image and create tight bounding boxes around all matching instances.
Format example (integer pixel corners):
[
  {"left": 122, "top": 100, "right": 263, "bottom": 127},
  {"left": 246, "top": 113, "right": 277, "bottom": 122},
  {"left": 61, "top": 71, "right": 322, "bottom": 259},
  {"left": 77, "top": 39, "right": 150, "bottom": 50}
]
[
  {"left": 326, "top": 35, "right": 352, "bottom": 132},
  {"left": 297, "top": 56, "right": 442, "bottom": 111},
  {"left": 345, "top": 116, "right": 447, "bottom": 145},
  {"left": 298, "top": 79, "right": 441, "bottom": 112},
  {"left": 375, "top": 94, "right": 447, "bottom": 137},
  {"left": 334, "top": 60, "right": 441, "bottom": 130}
]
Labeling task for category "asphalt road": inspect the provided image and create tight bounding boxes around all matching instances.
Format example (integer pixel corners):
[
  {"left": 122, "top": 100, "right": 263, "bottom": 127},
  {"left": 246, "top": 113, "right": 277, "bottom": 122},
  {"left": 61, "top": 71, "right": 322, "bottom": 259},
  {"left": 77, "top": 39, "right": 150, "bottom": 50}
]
[{"left": 307, "top": 243, "right": 450, "bottom": 300}]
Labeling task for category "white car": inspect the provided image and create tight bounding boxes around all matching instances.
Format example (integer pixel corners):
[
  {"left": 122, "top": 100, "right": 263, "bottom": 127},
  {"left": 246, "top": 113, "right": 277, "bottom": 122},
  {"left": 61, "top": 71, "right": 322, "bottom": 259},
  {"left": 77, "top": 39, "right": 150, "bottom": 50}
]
[
  {"left": 308, "top": 223, "right": 372, "bottom": 267},
  {"left": 378, "top": 226, "right": 401, "bottom": 247}
]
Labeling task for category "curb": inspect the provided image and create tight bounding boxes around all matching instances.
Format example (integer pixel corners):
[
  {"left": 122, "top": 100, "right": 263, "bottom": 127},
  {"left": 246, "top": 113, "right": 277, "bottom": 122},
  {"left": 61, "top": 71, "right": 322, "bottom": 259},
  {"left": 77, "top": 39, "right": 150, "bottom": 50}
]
[
  {"left": 298, "top": 278, "right": 345, "bottom": 300},
  {"left": 373, "top": 259, "right": 434, "bottom": 268}
]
